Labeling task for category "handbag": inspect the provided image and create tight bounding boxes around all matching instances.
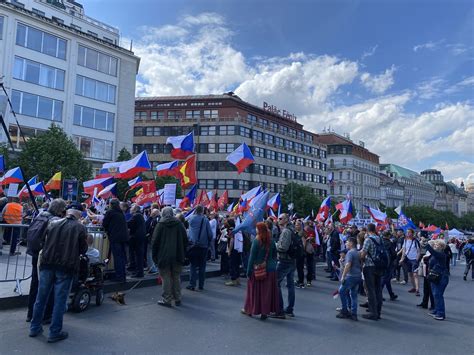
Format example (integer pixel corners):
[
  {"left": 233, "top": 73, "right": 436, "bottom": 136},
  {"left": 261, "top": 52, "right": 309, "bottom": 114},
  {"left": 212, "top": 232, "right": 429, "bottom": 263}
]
[
  {"left": 253, "top": 246, "right": 270, "bottom": 281},
  {"left": 426, "top": 270, "right": 441, "bottom": 284}
]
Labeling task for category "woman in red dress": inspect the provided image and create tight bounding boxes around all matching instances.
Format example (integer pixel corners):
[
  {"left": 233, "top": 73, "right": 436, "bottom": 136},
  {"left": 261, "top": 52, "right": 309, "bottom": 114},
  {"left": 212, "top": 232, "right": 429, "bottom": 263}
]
[{"left": 242, "top": 222, "right": 280, "bottom": 320}]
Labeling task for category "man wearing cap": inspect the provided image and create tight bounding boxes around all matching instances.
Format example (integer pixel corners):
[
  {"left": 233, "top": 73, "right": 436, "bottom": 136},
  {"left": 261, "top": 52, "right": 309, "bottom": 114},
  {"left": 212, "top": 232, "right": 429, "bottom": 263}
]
[{"left": 29, "top": 202, "right": 87, "bottom": 343}]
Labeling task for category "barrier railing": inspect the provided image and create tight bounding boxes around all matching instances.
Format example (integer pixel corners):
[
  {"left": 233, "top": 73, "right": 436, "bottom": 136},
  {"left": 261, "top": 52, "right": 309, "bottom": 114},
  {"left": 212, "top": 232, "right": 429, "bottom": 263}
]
[{"left": 0, "top": 224, "right": 31, "bottom": 295}]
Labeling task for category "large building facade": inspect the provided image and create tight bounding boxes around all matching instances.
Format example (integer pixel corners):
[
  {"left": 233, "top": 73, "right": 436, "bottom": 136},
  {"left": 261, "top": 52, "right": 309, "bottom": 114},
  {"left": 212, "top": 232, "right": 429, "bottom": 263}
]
[
  {"left": 380, "top": 164, "right": 435, "bottom": 207},
  {"left": 133, "top": 93, "right": 329, "bottom": 200},
  {"left": 0, "top": 0, "right": 140, "bottom": 166},
  {"left": 316, "top": 133, "right": 380, "bottom": 217}
]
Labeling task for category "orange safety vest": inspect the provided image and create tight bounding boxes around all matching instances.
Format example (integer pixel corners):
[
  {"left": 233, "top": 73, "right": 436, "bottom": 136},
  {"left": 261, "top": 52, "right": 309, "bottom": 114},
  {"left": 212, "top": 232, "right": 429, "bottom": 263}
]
[{"left": 3, "top": 202, "right": 23, "bottom": 224}]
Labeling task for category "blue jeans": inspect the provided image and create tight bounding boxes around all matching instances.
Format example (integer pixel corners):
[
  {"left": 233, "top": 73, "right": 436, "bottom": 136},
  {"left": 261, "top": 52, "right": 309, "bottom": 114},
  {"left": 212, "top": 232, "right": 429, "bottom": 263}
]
[
  {"left": 189, "top": 247, "right": 208, "bottom": 289},
  {"left": 277, "top": 260, "right": 296, "bottom": 314},
  {"left": 451, "top": 254, "right": 457, "bottom": 266},
  {"left": 30, "top": 269, "right": 73, "bottom": 337},
  {"left": 431, "top": 274, "right": 449, "bottom": 318},
  {"left": 339, "top": 276, "right": 360, "bottom": 315}
]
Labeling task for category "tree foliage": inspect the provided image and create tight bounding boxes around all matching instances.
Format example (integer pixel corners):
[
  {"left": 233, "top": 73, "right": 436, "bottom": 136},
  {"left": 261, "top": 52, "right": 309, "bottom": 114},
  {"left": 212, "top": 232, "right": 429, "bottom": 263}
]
[
  {"left": 281, "top": 182, "right": 322, "bottom": 217},
  {"left": 404, "top": 206, "right": 474, "bottom": 230},
  {"left": 15, "top": 125, "right": 91, "bottom": 182},
  {"left": 116, "top": 147, "right": 132, "bottom": 162}
]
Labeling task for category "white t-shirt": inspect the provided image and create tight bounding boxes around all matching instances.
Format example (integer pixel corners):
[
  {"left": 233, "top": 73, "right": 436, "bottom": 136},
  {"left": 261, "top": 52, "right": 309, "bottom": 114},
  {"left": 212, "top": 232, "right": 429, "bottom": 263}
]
[
  {"left": 403, "top": 239, "right": 420, "bottom": 260},
  {"left": 448, "top": 243, "right": 457, "bottom": 254},
  {"left": 209, "top": 219, "right": 217, "bottom": 240}
]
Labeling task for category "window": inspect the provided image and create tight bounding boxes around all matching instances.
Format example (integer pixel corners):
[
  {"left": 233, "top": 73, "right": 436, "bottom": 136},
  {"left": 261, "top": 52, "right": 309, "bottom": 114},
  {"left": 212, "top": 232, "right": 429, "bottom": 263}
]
[
  {"left": 186, "top": 110, "right": 200, "bottom": 119},
  {"left": 266, "top": 166, "right": 276, "bottom": 176},
  {"left": 135, "top": 111, "right": 147, "bottom": 120},
  {"left": 264, "top": 134, "right": 274, "bottom": 145},
  {"left": 133, "top": 127, "right": 144, "bottom": 136},
  {"left": 167, "top": 110, "right": 181, "bottom": 119},
  {"left": 76, "top": 75, "right": 116, "bottom": 104},
  {"left": 277, "top": 168, "right": 286, "bottom": 178},
  {"left": 219, "top": 125, "right": 235, "bottom": 135},
  {"left": 266, "top": 150, "right": 275, "bottom": 160},
  {"left": 73, "top": 105, "right": 114, "bottom": 132},
  {"left": 343, "top": 159, "right": 347, "bottom": 166},
  {"left": 200, "top": 126, "right": 217, "bottom": 136},
  {"left": 11, "top": 90, "right": 62, "bottom": 121},
  {"left": 203, "top": 109, "right": 218, "bottom": 118},
  {"left": 13, "top": 57, "right": 65, "bottom": 90},
  {"left": 199, "top": 179, "right": 215, "bottom": 189},
  {"left": 74, "top": 136, "right": 113, "bottom": 160},
  {"left": 294, "top": 143, "right": 302, "bottom": 152},
  {"left": 77, "top": 45, "right": 118, "bottom": 76},
  {"left": 339, "top": 186, "right": 343, "bottom": 194},
  {"left": 247, "top": 114, "right": 257, "bottom": 124},
  {"left": 253, "top": 130, "right": 263, "bottom": 141},
  {"left": 239, "top": 180, "right": 249, "bottom": 191},
  {"left": 330, "top": 159, "right": 334, "bottom": 168},
  {"left": 275, "top": 137, "right": 284, "bottom": 147},
  {"left": 347, "top": 172, "right": 351, "bottom": 180},
  {"left": 296, "top": 157, "right": 304, "bottom": 166},
  {"left": 144, "top": 127, "right": 160, "bottom": 136},
  {"left": 276, "top": 152, "right": 286, "bottom": 162},
  {"left": 285, "top": 140, "right": 294, "bottom": 150},
  {"left": 218, "top": 143, "right": 235, "bottom": 153},
  {"left": 253, "top": 164, "right": 265, "bottom": 175},
  {"left": 0, "top": 16, "right": 4, "bottom": 40},
  {"left": 150, "top": 111, "right": 164, "bottom": 120},
  {"left": 287, "top": 155, "right": 295, "bottom": 164},
  {"left": 287, "top": 170, "right": 295, "bottom": 180},
  {"left": 339, "top": 171, "right": 343, "bottom": 180},
  {"left": 306, "top": 159, "right": 313, "bottom": 168},
  {"left": 239, "top": 126, "right": 251, "bottom": 138},
  {"left": 16, "top": 23, "right": 66, "bottom": 59},
  {"left": 208, "top": 143, "right": 216, "bottom": 153},
  {"left": 253, "top": 146, "right": 265, "bottom": 158},
  {"left": 218, "top": 180, "right": 233, "bottom": 190}
]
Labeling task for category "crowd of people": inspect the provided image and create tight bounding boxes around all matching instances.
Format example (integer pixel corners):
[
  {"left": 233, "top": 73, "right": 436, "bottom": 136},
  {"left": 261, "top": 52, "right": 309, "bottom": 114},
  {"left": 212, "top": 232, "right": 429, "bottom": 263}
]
[{"left": 1, "top": 195, "right": 472, "bottom": 343}]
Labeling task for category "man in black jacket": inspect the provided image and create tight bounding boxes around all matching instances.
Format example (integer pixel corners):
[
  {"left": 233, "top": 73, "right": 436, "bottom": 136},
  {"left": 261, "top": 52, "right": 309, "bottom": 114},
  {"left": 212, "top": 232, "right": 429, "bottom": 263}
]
[
  {"left": 29, "top": 203, "right": 87, "bottom": 343},
  {"left": 327, "top": 225, "right": 341, "bottom": 281},
  {"left": 103, "top": 198, "right": 129, "bottom": 282}
]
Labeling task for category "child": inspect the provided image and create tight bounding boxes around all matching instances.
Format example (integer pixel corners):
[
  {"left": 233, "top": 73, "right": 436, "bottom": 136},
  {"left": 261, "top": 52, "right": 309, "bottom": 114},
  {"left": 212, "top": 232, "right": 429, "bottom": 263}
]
[{"left": 86, "top": 234, "right": 100, "bottom": 264}]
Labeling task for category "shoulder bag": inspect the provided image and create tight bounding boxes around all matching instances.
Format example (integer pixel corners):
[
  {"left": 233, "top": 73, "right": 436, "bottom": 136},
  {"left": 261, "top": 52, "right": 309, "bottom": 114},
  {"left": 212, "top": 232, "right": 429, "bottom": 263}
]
[{"left": 253, "top": 245, "right": 270, "bottom": 281}]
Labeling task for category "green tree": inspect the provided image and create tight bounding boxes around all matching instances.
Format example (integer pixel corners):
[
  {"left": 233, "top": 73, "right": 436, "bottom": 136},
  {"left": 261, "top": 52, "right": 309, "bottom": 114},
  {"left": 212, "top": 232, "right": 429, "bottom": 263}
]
[
  {"left": 281, "top": 182, "right": 322, "bottom": 217},
  {"left": 116, "top": 147, "right": 132, "bottom": 161},
  {"left": 155, "top": 176, "right": 182, "bottom": 197},
  {"left": 15, "top": 125, "right": 91, "bottom": 182}
]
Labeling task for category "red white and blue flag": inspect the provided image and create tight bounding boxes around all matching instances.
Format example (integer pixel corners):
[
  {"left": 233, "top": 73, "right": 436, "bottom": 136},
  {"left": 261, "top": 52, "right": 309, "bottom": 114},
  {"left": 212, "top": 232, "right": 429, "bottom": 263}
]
[
  {"left": 18, "top": 181, "right": 46, "bottom": 198},
  {"left": 336, "top": 199, "right": 353, "bottom": 224},
  {"left": 166, "top": 132, "right": 194, "bottom": 159},
  {"left": 180, "top": 184, "right": 198, "bottom": 209},
  {"left": 241, "top": 186, "right": 262, "bottom": 202},
  {"left": 117, "top": 151, "right": 151, "bottom": 179},
  {"left": 267, "top": 193, "right": 281, "bottom": 211},
  {"left": 316, "top": 196, "right": 331, "bottom": 222},
  {"left": 365, "top": 205, "right": 387, "bottom": 225},
  {"left": 127, "top": 176, "right": 142, "bottom": 188},
  {"left": 226, "top": 142, "right": 255, "bottom": 174},
  {"left": 98, "top": 183, "right": 117, "bottom": 199},
  {"left": 83, "top": 177, "right": 114, "bottom": 195},
  {"left": 156, "top": 161, "right": 179, "bottom": 177},
  {"left": 314, "top": 225, "right": 321, "bottom": 246},
  {"left": 1, "top": 167, "right": 24, "bottom": 185}
]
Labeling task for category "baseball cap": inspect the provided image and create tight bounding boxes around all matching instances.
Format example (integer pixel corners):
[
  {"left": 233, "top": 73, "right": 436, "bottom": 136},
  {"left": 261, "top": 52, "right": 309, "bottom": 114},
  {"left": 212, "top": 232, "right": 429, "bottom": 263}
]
[{"left": 67, "top": 202, "right": 84, "bottom": 212}]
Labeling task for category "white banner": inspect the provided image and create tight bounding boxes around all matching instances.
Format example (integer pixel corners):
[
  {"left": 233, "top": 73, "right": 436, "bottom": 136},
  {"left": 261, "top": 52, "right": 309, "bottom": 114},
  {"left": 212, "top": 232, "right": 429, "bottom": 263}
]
[
  {"left": 162, "top": 183, "right": 176, "bottom": 206},
  {"left": 7, "top": 183, "right": 19, "bottom": 197}
]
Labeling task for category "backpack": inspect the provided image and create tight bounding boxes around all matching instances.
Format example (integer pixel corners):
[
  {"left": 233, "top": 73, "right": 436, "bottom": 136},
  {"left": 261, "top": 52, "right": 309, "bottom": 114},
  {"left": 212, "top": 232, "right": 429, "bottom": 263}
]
[
  {"left": 368, "top": 236, "right": 389, "bottom": 274},
  {"left": 383, "top": 238, "right": 397, "bottom": 262},
  {"left": 287, "top": 229, "right": 304, "bottom": 259},
  {"left": 26, "top": 212, "right": 52, "bottom": 256},
  {"left": 463, "top": 244, "right": 474, "bottom": 259}
]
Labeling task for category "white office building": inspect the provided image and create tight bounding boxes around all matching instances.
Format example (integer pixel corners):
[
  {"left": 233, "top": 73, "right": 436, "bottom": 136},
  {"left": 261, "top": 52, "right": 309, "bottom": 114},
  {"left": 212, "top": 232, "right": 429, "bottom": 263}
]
[{"left": 0, "top": 0, "right": 140, "bottom": 166}]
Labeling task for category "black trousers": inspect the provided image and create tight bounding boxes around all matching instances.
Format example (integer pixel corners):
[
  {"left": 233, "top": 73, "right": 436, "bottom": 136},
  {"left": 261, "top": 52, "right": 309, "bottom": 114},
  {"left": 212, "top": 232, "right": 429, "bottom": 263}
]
[
  {"left": 297, "top": 253, "right": 315, "bottom": 283},
  {"left": 27, "top": 255, "right": 54, "bottom": 319},
  {"left": 421, "top": 276, "right": 435, "bottom": 308},
  {"left": 128, "top": 237, "right": 145, "bottom": 277},
  {"left": 363, "top": 266, "right": 383, "bottom": 317}
]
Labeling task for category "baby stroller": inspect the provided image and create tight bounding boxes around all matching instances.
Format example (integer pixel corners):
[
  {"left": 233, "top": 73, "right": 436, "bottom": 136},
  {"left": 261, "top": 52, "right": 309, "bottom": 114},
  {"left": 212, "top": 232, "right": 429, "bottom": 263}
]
[{"left": 69, "top": 255, "right": 105, "bottom": 312}]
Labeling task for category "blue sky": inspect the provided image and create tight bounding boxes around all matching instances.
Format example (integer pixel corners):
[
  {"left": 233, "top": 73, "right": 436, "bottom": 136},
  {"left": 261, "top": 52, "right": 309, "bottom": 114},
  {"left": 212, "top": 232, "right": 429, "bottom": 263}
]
[{"left": 83, "top": 0, "right": 474, "bottom": 184}]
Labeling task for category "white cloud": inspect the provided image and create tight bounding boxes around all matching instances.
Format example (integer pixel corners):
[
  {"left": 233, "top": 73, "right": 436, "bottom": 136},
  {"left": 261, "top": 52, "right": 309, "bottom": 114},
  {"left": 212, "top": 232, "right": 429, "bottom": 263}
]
[
  {"left": 132, "top": 12, "right": 474, "bottom": 179},
  {"left": 361, "top": 45, "right": 378, "bottom": 60},
  {"left": 360, "top": 65, "right": 396, "bottom": 94},
  {"left": 413, "top": 40, "right": 443, "bottom": 52}
]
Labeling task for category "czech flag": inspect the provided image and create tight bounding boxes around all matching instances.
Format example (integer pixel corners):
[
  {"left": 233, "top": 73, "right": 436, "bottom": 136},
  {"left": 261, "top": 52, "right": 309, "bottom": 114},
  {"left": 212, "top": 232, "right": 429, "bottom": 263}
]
[
  {"left": 267, "top": 193, "right": 281, "bottom": 211},
  {"left": 364, "top": 205, "right": 387, "bottom": 225},
  {"left": 18, "top": 181, "right": 45, "bottom": 198},
  {"left": 241, "top": 186, "right": 262, "bottom": 202},
  {"left": 166, "top": 132, "right": 194, "bottom": 159},
  {"left": 45, "top": 172, "right": 62, "bottom": 191},
  {"left": 337, "top": 199, "right": 353, "bottom": 224},
  {"left": 83, "top": 177, "right": 114, "bottom": 195},
  {"left": 116, "top": 151, "right": 151, "bottom": 179},
  {"left": 156, "top": 161, "right": 179, "bottom": 177},
  {"left": 217, "top": 190, "right": 229, "bottom": 210},
  {"left": 98, "top": 183, "right": 117, "bottom": 199},
  {"left": 180, "top": 184, "right": 198, "bottom": 209},
  {"left": 226, "top": 142, "right": 255, "bottom": 174},
  {"left": 128, "top": 176, "right": 142, "bottom": 188},
  {"left": 1, "top": 167, "right": 24, "bottom": 185},
  {"left": 176, "top": 155, "right": 197, "bottom": 188},
  {"left": 316, "top": 196, "right": 331, "bottom": 222},
  {"left": 17, "top": 176, "right": 38, "bottom": 197}
]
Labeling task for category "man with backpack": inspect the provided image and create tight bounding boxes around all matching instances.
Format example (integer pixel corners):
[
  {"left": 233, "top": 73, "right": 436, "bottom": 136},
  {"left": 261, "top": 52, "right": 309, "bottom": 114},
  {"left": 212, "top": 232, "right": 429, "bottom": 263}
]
[
  {"left": 381, "top": 231, "right": 398, "bottom": 301},
  {"left": 273, "top": 213, "right": 301, "bottom": 319},
  {"left": 463, "top": 238, "right": 474, "bottom": 281},
  {"left": 360, "top": 223, "right": 387, "bottom": 320},
  {"left": 26, "top": 198, "right": 67, "bottom": 323}
]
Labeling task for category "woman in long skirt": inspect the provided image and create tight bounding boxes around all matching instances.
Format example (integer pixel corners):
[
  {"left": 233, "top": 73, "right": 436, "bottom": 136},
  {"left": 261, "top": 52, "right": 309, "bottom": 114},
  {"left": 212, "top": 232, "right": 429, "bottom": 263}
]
[{"left": 242, "top": 222, "right": 279, "bottom": 320}]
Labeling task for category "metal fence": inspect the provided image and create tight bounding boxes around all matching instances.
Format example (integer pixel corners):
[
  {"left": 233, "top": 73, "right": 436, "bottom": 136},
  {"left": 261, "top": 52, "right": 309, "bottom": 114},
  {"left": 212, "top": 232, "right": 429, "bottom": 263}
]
[
  {"left": 0, "top": 223, "right": 111, "bottom": 296},
  {"left": 0, "top": 224, "right": 31, "bottom": 295}
]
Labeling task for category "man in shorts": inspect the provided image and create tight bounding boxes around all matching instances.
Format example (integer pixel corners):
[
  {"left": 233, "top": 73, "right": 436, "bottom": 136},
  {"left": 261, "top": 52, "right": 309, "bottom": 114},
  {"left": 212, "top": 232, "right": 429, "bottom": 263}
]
[{"left": 400, "top": 229, "right": 421, "bottom": 296}]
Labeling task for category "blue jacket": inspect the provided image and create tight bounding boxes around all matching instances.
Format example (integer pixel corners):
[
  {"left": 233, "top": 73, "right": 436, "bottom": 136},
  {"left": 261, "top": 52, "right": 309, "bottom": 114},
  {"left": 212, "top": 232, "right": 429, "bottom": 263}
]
[{"left": 187, "top": 214, "right": 213, "bottom": 248}]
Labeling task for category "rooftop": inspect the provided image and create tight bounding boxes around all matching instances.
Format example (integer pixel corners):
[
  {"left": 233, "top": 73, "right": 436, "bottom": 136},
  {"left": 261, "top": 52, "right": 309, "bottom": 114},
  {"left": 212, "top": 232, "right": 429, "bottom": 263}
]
[{"left": 380, "top": 164, "right": 420, "bottom": 179}]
